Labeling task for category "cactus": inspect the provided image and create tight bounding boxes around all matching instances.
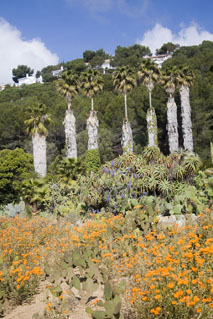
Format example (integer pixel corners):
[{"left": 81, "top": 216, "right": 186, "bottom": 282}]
[{"left": 86, "top": 281, "right": 125, "bottom": 319}]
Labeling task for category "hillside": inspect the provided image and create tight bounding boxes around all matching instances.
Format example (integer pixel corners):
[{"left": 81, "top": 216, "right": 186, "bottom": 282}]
[{"left": 0, "top": 41, "right": 212, "bottom": 165}]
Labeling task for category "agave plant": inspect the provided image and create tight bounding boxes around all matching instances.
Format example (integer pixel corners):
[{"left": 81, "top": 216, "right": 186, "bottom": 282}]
[
  {"left": 182, "top": 154, "right": 201, "bottom": 175},
  {"left": 153, "top": 165, "right": 167, "bottom": 181},
  {"left": 142, "top": 146, "right": 162, "bottom": 164},
  {"left": 158, "top": 180, "right": 173, "bottom": 199},
  {"left": 173, "top": 164, "right": 186, "bottom": 181}
]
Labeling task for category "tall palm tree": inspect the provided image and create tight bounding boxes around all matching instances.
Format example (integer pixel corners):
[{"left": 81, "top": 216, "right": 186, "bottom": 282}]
[
  {"left": 161, "top": 66, "right": 179, "bottom": 153},
  {"left": 79, "top": 69, "right": 104, "bottom": 150},
  {"left": 57, "top": 70, "right": 78, "bottom": 159},
  {"left": 25, "top": 102, "right": 51, "bottom": 177},
  {"left": 176, "top": 65, "right": 194, "bottom": 152},
  {"left": 138, "top": 59, "right": 160, "bottom": 147},
  {"left": 113, "top": 65, "right": 137, "bottom": 153}
]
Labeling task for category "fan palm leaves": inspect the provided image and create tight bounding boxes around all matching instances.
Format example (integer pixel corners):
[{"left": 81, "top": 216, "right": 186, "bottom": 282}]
[
  {"left": 161, "top": 66, "right": 179, "bottom": 96},
  {"left": 79, "top": 69, "right": 104, "bottom": 111},
  {"left": 138, "top": 59, "right": 160, "bottom": 147},
  {"left": 138, "top": 59, "right": 160, "bottom": 108},
  {"left": 25, "top": 102, "right": 51, "bottom": 137},
  {"left": 56, "top": 70, "right": 79, "bottom": 159},
  {"left": 113, "top": 66, "right": 136, "bottom": 153},
  {"left": 176, "top": 64, "right": 194, "bottom": 87},
  {"left": 57, "top": 71, "right": 79, "bottom": 110},
  {"left": 113, "top": 65, "right": 137, "bottom": 119},
  {"left": 25, "top": 102, "right": 51, "bottom": 177}
]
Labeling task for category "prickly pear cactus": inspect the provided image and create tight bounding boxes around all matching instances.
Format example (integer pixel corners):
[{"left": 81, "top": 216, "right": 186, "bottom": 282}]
[{"left": 86, "top": 281, "right": 125, "bottom": 319}]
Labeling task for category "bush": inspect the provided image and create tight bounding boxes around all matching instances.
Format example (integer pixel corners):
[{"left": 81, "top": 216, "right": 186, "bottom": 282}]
[
  {"left": 85, "top": 149, "right": 101, "bottom": 173},
  {"left": 0, "top": 148, "right": 33, "bottom": 205}
]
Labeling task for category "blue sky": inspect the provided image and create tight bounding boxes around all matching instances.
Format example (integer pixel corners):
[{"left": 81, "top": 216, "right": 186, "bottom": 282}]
[{"left": 0, "top": 0, "right": 213, "bottom": 83}]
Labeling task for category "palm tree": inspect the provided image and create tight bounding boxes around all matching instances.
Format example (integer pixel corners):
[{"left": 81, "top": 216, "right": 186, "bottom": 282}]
[
  {"left": 161, "top": 66, "right": 179, "bottom": 153},
  {"left": 57, "top": 70, "right": 78, "bottom": 159},
  {"left": 25, "top": 102, "right": 51, "bottom": 177},
  {"left": 138, "top": 59, "right": 160, "bottom": 147},
  {"left": 79, "top": 69, "right": 104, "bottom": 150},
  {"left": 176, "top": 65, "right": 194, "bottom": 152},
  {"left": 113, "top": 65, "right": 137, "bottom": 153}
]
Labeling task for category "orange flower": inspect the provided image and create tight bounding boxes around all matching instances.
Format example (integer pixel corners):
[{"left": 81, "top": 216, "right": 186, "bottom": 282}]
[{"left": 193, "top": 296, "right": 200, "bottom": 303}]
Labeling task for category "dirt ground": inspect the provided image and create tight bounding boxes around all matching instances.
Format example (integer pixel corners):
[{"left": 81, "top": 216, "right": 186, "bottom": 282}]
[{"left": 4, "top": 282, "right": 103, "bottom": 319}]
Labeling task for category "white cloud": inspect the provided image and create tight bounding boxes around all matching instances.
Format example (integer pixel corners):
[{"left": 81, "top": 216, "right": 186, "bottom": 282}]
[
  {"left": 137, "top": 23, "right": 213, "bottom": 54},
  {"left": 0, "top": 18, "right": 59, "bottom": 84}
]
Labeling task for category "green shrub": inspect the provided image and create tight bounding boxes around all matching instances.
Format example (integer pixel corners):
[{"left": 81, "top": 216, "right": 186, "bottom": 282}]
[
  {"left": 85, "top": 149, "right": 101, "bottom": 173},
  {"left": 0, "top": 148, "right": 33, "bottom": 205}
]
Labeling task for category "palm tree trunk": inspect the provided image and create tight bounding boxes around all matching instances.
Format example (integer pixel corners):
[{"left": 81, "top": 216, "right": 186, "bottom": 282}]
[
  {"left": 167, "top": 96, "right": 179, "bottom": 153},
  {"left": 149, "top": 90, "right": 152, "bottom": 108},
  {"left": 146, "top": 107, "right": 158, "bottom": 147},
  {"left": 32, "top": 132, "right": 47, "bottom": 177},
  {"left": 91, "top": 98, "right": 94, "bottom": 111},
  {"left": 66, "top": 94, "right": 71, "bottom": 110},
  {"left": 124, "top": 94, "right": 128, "bottom": 119},
  {"left": 180, "top": 85, "right": 194, "bottom": 152},
  {"left": 147, "top": 82, "right": 154, "bottom": 108},
  {"left": 63, "top": 109, "right": 77, "bottom": 159},
  {"left": 87, "top": 110, "right": 99, "bottom": 150},
  {"left": 121, "top": 119, "right": 133, "bottom": 153}
]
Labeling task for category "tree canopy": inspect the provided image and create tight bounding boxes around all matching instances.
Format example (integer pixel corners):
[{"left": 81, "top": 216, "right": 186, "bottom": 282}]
[
  {"left": 112, "top": 44, "right": 151, "bottom": 67},
  {"left": 156, "top": 42, "right": 180, "bottom": 55},
  {"left": 0, "top": 40, "right": 212, "bottom": 167},
  {"left": 12, "top": 65, "right": 34, "bottom": 83}
]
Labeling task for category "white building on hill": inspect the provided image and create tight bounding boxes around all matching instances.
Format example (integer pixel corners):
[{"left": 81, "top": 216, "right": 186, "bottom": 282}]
[
  {"left": 16, "top": 73, "right": 43, "bottom": 86},
  {"left": 52, "top": 66, "right": 64, "bottom": 77},
  {"left": 100, "top": 59, "right": 115, "bottom": 74},
  {"left": 144, "top": 54, "right": 172, "bottom": 67}
]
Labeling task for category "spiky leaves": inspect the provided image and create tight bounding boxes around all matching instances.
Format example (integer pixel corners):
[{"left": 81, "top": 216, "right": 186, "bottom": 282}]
[
  {"left": 25, "top": 102, "right": 51, "bottom": 137},
  {"left": 161, "top": 66, "right": 179, "bottom": 153},
  {"left": 113, "top": 66, "right": 136, "bottom": 154},
  {"left": 79, "top": 69, "right": 104, "bottom": 111},
  {"left": 138, "top": 59, "right": 160, "bottom": 147},
  {"left": 176, "top": 65, "right": 194, "bottom": 152},
  {"left": 57, "top": 71, "right": 79, "bottom": 110},
  {"left": 25, "top": 103, "right": 51, "bottom": 177}
]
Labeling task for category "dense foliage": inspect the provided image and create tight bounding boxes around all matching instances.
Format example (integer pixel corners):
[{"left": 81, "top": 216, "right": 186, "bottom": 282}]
[
  {"left": 12, "top": 65, "right": 34, "bottom": 83},
  {"left": 0, "top": 148, "right": 33, "bottom": 204},
  {"left": 1, "top": 41, "right": 212, "bottom": 167}
]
